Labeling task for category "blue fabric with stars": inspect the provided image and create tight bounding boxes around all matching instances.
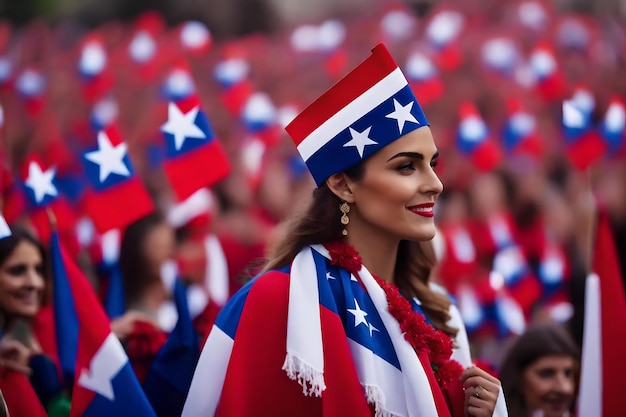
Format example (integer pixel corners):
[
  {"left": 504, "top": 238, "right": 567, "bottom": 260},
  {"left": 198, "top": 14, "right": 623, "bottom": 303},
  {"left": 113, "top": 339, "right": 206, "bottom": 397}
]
[
  {"left": 305, "top": 84, "right": 429, "bottom": 185},
  {"left": 163, "top": 107, "right": 217, "bottom": 158},
  {"left": 82, "top": 151, "right": 136, "bottom": 191}
]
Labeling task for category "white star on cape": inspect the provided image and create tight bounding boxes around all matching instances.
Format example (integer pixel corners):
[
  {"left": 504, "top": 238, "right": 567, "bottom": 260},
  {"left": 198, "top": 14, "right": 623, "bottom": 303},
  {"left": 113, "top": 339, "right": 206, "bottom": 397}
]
[
  {"left": 343, "top": 126, "right": 378, "bottom": 158},
  {"left": 386, "top": 99, "right": 419, "bottom": 133},
  {"left": 160, "top": 102, "right": 206, "bottom": 151},
  {"left": 84, "top": 131, "right": 131, "bottom": 183},
  {"left": 348, "top": 299, "right": 369, "bottom": 327},
  {"left": 25, "top": 161, "right": 57, "bottom": 203},
  {"left": 326, "top": 271, "right": 336, "bottom": 280}
]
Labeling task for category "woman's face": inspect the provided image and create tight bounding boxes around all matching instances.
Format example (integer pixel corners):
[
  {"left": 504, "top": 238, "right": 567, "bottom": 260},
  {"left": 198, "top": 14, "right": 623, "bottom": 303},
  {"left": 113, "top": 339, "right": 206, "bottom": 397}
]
[
  {"left": 0, "top": 241, "right": 45, "bottom": 319},
  {"left": 143, "top": 222, "right": 176, "bottom": 276},
  {"left": 346, "top": 127, "right": 443, "bottom": 243},
  {"left": 521, "top": 354, "right": 576, "bottom": 417}
]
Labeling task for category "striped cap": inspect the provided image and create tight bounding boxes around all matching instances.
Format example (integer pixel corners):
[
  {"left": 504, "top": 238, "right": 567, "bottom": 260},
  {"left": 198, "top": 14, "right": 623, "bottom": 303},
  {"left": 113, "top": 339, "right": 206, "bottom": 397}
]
[{"left": 286, "top": 43, "right": 429, "bottom": 185}]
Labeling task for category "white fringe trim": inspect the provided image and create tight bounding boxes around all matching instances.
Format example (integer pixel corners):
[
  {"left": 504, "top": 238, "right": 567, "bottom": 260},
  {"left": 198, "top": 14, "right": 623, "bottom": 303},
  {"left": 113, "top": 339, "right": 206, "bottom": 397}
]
[
  {"left": 282, "top": 353, "right": 326, "bottom": 397},
  {"left": 363, "top": 384, "right": 401, "bottom": 417}
]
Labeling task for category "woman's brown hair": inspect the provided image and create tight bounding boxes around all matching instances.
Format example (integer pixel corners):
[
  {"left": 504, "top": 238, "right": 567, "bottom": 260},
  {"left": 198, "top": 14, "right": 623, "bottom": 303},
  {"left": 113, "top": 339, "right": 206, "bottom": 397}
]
[{"left": 264, "top": 161, "right": 457, "bottom": 336}]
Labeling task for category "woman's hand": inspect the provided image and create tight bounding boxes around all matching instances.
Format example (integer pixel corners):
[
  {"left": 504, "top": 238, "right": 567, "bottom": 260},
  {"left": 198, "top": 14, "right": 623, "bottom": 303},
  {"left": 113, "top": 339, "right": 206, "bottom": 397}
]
[
  {"left": 111, "top": 311, "right": 158, "bottom": 341},
  {"left": 0, "top": 338, "right": 32, "bottom": 375},
  {"left": 460, "top": 365, "right": 501, "bottom": 417}
]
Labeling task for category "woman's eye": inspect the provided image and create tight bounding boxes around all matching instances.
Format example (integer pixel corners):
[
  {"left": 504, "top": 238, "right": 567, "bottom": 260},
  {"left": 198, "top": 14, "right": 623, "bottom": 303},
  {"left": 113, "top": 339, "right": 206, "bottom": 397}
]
[
  {"left": 7, "top": 265, "right": 26, "bottom": 276},
  {"left": 430, "top": 160, "right": 439, "bottom": 169},
  {"left": 397, "top": 162, "right": 415, "bottom": 172}
]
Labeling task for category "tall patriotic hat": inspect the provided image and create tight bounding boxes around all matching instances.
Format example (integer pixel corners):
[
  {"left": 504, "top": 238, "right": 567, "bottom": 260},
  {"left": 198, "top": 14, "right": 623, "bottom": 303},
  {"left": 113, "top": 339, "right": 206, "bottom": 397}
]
[{"left": 286, "top": 43, "right": 429, "bottom": 186}]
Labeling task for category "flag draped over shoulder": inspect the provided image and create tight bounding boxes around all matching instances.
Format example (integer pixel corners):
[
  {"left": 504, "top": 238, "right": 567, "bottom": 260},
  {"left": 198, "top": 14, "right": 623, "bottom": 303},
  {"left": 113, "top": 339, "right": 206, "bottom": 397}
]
[
  {"left": 49, "top": 231, "right": 157, "bottom": 417},
  {"left": 578, "top": 209, "right": 626, "bottom": 417},
  {"left": 183, "top": 245, "right": 508, "bottom": 417}
]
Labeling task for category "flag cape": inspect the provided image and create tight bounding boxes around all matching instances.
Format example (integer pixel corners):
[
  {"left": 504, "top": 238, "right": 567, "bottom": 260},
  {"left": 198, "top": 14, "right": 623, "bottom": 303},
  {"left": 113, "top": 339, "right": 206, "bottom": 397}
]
[{"left": 183, "top": 245, "right": 510, "bottom": 416}]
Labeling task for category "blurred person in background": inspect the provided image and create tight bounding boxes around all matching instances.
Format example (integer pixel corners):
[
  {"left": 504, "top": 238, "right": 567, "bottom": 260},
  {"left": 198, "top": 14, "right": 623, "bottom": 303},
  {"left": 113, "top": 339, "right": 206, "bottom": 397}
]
[
  {"left": 114, "top": 212, "right": 175, "bottom": 383},
  {"left": 499, "top": 322, "right": 579, "bottom": 417},
  {"left": 0, "top": 227, "right": 69, "bottom": 416}
]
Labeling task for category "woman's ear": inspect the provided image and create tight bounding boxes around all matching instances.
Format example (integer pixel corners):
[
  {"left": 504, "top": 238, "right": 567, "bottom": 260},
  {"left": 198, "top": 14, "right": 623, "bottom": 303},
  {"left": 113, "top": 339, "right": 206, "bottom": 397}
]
[{"left": 325, "top": 173, "right": 355, "bottom": 203}]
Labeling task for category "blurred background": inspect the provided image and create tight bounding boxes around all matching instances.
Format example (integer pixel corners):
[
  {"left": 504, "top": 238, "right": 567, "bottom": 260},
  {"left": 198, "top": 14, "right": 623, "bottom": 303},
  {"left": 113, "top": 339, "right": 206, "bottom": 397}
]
[{"left": 0, "top": 0, "right": 625, "bottom": 367}]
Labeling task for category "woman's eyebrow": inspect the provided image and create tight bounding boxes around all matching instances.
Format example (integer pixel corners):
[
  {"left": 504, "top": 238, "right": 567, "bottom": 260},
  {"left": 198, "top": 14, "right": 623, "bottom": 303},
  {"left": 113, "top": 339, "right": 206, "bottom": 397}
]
[{"left": 387, "top": 151, "right": 439, "bottom": 161}]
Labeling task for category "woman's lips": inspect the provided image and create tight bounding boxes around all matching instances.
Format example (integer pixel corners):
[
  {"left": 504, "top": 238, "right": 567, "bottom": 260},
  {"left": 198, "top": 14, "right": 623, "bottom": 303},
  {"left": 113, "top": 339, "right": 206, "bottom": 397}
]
[{"left": 408, "top": 203, "right": 434, "bottom": 217}]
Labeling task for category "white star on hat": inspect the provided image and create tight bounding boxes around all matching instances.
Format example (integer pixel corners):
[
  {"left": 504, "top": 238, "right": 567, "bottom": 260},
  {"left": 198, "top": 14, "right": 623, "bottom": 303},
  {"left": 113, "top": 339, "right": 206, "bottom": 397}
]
[
  {"left": 386, "top": 99, "right": 419, "bottom": 133},
  {"left": 84, "top": 131, "right": 131, "bottom": 183},
  {"left": 161, "top": 103, "right": 206, "bottom": 151},
  {"left": 348, "top": 299, "right": 369, "bottom": 327},
  {"left": 25, "top": 161, "right": 58, "bottom": 203},
  {"left": 343, "top": 126, "right": 377, "bottom": 158}
]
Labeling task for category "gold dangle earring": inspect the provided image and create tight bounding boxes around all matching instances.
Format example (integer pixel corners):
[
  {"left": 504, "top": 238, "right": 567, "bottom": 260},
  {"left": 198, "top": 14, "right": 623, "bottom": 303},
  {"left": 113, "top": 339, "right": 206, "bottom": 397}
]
[{"left": 340, "top": 202, "right": 350, "bottom": 236}]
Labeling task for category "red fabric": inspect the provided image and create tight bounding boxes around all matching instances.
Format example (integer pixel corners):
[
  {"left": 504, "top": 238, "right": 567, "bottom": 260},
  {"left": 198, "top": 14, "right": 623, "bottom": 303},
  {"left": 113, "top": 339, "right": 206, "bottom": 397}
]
[
  {"left": 164, "top": 141, "right": 231, "bottom": 201},
  {"left": 593, "top": 210, "right": 626, "bottom": 416},
  {"left": 124, "top": 320, "right": 168, "bottom": 384},
  {"left": 82, "top": 179, "right": 154, "bottom": 234},
  {"left": 566, "top": 130, "right": 607, "bottom": 171},
  {"left": 31, "top": 304, "right": 62, "bottom": 373},
  {"left": 217, "top": 271, "right": 372, "bottom": 417},
  {"left": 0, "top": 369, "right": 48, "bottom": 417}
]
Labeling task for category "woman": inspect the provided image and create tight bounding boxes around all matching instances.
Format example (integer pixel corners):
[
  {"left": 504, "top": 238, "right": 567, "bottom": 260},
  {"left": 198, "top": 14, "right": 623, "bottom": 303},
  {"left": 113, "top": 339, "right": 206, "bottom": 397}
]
[
  {"left": 499, "top": 322, "right": 579, "bottom": 417},
  {"left": 0, "top": 226, "right": 68, "bottom": 416},
  {"left": 114, "top": 212, "right": 175, "bottom": 382},
  {"left": 183, "top": 44, "right": 506, "bottom": 416}
]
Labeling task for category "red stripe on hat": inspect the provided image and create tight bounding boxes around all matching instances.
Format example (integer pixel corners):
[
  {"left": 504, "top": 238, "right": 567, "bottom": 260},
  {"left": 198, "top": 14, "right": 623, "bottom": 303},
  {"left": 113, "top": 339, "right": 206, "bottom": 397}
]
[{"left": 286, "top": 44, "right": 397, "bottom": 146}]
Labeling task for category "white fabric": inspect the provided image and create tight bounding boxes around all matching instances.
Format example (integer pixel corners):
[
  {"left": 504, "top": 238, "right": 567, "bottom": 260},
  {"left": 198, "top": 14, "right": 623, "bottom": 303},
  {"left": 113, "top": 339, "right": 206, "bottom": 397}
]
[
  {"left": 292, "top": 245, "right": 439, "bottom": 417},
  {"left": 204, "top": 234, "right": 229, "bottom": 306},
  {"left": 182, "top": 326, "right": 233, "bottom": 417},
  {"left": 578, "top": 273, "right": 602, "bottom": 416},
  {"left": 282, "top": 247, "right": 326, "bottom": 396}
]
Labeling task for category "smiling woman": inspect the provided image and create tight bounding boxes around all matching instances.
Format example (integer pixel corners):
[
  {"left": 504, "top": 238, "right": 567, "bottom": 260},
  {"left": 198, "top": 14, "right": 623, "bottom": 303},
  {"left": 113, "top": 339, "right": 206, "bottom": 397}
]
[
  {"left": 183, "top": 44, "right": 507, "bottom": 417},
  {"left": 0, "top": 227, "right": 70, "bottom": 417}
]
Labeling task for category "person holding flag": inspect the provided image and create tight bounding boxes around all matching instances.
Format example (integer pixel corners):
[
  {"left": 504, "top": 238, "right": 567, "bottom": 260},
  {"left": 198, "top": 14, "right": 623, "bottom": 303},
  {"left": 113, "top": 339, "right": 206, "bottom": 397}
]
[
  {"left": 0, "top": 222, "right": 69, "bottom": 416},
  {"left": 183, "top": 44, "right": 507, "bottom": 417}
]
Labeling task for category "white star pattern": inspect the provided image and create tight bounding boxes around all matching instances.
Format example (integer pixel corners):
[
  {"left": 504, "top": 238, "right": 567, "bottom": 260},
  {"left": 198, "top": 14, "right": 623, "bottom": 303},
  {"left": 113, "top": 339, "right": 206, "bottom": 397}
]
[
  {"left": 25, "top": 161, "right": 58, "bottom": 203},
  {"left": 343, "top": 126, "right": 378, "bottom": 158},
  {"left": 347, "top": 299, "right": 369, "bottom": 328},
  {"left": 84, "top": 131, "right": 131, "bottom": 183},
  {"left": 326, "top": 271, "right": 335, "bottom": 280},
  {"left": 160, "top": 103, "right": 206, "bottom": 151},
  {"left": 386, "top": 99, "right": 419, "bottom": 133}
]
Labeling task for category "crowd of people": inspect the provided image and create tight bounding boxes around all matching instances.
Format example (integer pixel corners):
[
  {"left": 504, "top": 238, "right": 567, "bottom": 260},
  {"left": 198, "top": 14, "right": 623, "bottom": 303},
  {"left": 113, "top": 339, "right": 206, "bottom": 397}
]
[{"left": 0, "top": 0, "right": 624, "bottom": 416}]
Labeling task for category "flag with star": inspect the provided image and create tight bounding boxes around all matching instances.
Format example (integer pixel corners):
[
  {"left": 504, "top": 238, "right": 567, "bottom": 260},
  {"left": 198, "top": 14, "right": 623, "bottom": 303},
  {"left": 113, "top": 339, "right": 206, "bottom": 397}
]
[
  {"left": 81, "top": 124, "right": 154, "bottom": 233},
  {"left": 18, "top": 154, "right": 76, "bottom": 242},
  {"left": 160, "top": 94, "right": 230, "bottom": 201},
  {"left": 49, "top": 230, "right": 157, "bottom": 417}
]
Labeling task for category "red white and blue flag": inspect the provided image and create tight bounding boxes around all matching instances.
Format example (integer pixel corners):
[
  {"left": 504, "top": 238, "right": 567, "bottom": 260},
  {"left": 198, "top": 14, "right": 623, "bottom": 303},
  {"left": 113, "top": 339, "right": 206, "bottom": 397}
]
[
  {"left": 562, "top": 93, "right": 606, "bottom": 171},
  {"left": 600, "top": 98, "right": 625, "bottom": 155},
  {"left": 456, "top": 103, "right": 502, "bottom": 172},
  {"left": 501, "top": 99, "right": 543, "bottom": 159},
  {"left": 19, "top": 154, "right": 76, "bottom": 242},
  {"left": 404, "top": 51, "right": 444, "bottom": 106},
  {"left": 286, "top": 44, "right": 428, "bottom": 185},
  {"left": 81, "top": 124, "right": 154, "bottom": 233},
  {"left": 50, "top": 231, "right": 157, "bottom": 417},
  {"left": 578, "top": 209, "right": 626, "bottom": 417},
  {"left": 160, "top": 94, "right": 230, "bottom": 201},
  {"left": 78, "top": 35, "right": 113, "bottom": 104}
]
